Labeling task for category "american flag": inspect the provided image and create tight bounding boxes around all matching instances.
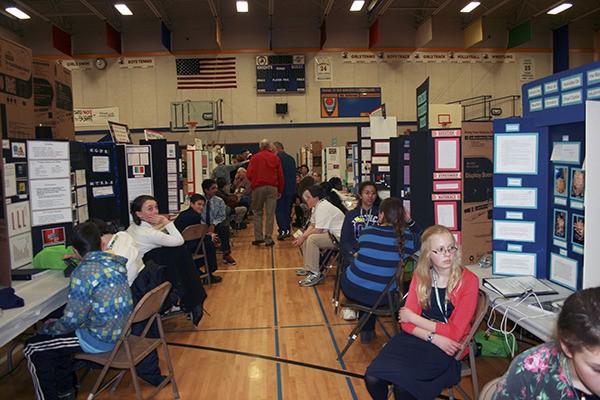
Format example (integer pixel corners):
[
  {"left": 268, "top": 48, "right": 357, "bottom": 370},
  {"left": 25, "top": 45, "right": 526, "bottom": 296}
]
[{"left": 176, "top": 57, "right": 237, "bottom": 89}]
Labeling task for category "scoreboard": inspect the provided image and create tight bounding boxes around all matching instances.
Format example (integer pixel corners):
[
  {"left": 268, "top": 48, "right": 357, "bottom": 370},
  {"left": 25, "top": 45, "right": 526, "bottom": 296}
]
[{"left": 256, "top": 55, "right": 306, "bottom": 93}]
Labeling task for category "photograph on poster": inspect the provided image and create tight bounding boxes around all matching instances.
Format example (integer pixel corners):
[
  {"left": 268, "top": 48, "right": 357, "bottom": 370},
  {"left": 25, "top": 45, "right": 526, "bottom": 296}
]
[
  {"left": 42, "top": 227, "right": 66, "bottom": 247},
  {"left": 571, "top": 168, "right": 585, "bottom": 199},
  {"left": 572, "top": 214, "right": 584, "bottom": 245},
  {"left": 11, "top": 142, "right": 26, "bottom": 158},
  {"left": 554, "top": 209, "right": 567, "bottom": 239},
  {"left": 554, "top": 166, "right": 568, "bottom": 196},
  {"left": 15, "top": 162, "right": 27, "bottom": 178},
  {"left": 17, "top": 181, "right": 28, "bottom": 196}
]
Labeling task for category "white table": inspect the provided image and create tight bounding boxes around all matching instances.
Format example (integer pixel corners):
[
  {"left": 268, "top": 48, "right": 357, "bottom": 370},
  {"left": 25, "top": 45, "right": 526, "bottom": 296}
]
[
  {"left": 466, "top": 265, "right": 574, "bottom": 342},
  {"left": 0, "top": 270, "right": 70, "bottom": 349}
]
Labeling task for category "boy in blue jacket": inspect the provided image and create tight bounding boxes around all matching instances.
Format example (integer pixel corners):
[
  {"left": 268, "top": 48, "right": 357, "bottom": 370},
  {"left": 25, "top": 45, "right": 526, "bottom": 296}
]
[{"left": 24, "top": 221, "right": 133, "bottom": 400}]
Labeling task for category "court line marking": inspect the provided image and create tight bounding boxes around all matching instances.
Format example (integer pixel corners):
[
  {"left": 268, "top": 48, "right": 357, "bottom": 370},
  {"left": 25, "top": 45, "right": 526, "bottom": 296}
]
[{"left": 166, "top": 341, "right": 365, "bottom": 380}]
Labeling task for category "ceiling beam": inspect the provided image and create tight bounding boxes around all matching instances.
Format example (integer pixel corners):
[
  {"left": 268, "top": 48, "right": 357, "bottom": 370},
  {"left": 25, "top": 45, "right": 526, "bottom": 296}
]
[
  {"left": 144, "top": 0, "right": 172, "bottom": 28},
  {"left": 321, "top": 0, "right": 335, "bottom": 23},
  {"left": 206, "top": 0, "right": 221, "bottom": 27}
]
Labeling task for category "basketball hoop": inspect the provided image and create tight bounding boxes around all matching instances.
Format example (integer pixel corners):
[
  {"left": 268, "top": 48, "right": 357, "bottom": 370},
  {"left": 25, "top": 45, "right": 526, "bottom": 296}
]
[
  {"left": 438, "top": 114, "right": 452, "bottom": 128},
  {"left": 186, "top": 121, "right": 198, "bottom": 135}
]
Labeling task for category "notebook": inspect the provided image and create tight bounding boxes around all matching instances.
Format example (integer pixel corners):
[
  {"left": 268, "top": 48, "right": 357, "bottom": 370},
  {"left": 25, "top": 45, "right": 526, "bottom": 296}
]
[
  {"left": 482, "top": 275, "right": 558, "bottom": 298},
  {"left": 11, "top": 268, "right": 50, "bottom": 281}
]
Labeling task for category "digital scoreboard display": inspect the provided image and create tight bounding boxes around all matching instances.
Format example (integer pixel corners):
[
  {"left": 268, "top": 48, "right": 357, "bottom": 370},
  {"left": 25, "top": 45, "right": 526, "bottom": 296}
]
[{"left": 256, "top": 55, "right": 305, "bottom": 93}]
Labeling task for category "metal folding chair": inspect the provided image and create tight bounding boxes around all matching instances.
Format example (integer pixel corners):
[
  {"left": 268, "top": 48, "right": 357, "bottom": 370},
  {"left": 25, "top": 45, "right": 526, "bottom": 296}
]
[
  {"left": 447, "top": 290, "right": 490, "bottom": 400},
  {"left": 75, "top": 282, "right": 179, "bottom": 400},
  {"left": 180, "top": 223, "right": 211, "bottom": 287},
  {"left": 337, "top": 263, "right": 405, "bottom": 361}
]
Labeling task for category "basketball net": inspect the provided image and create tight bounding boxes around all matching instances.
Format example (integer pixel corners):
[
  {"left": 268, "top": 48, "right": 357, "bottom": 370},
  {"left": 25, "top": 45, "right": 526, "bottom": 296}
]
[{"left": 186, "top": 121, "right": 198, "bottom": 135}]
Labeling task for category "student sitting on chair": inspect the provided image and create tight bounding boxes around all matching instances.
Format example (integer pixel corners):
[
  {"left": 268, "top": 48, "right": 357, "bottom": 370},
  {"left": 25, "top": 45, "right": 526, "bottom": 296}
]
[
  {"left": 200, "top": 179, "right": 237, "bottom": 265},
  {"left": 293, "top": 184, "right": 344, "bottom": 287},
  {"left": 340, "top": 197, "right": 422, "bottom": 344},
  {"left": 215, "top": 177, "right": 248, "bottom": 230},
  {"left": 126, "top": 195, "right": 206, "bottom": 326},
  {"left": 24, "top": 221, "right": 133, "bottom": 400},
  {"left": 364, "top": 225, "right": 479, "bottom": 400},
  {"left": 339, "top": 181, "right": 380, "bottom": 268},
  {"left": 493, "top": 287, "right": 600, "bottom": 400},
  {"left": 174, "top": 193, "right": 221, "bottom": 281}
]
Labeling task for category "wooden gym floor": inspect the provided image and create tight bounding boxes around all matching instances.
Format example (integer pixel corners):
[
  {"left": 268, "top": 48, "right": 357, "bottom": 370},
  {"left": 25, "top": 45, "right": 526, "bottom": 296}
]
[{"left": 0, "top": 219, "right": 527, "bottom": 399}]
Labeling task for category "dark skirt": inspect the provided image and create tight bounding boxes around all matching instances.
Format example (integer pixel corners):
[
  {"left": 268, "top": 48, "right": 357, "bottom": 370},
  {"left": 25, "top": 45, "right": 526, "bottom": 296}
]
[{"left": 365, "top": 332, "right": 461, "bottom": 400}]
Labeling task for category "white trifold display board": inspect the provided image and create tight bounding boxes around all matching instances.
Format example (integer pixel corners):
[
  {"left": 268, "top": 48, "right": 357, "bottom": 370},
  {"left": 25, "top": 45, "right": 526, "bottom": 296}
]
[
  {"left": 186, "top": 148, "right": 213, "bottom": 196},
  {"left": 583, "top": 101, "right": 599, "bottom": 288},
  {"left": 322, "top": 146, "right": 345, "bottom": 182}
]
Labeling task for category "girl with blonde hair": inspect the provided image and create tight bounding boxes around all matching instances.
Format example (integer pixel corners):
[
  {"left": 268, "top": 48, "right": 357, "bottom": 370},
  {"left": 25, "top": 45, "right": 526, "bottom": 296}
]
[{"left": 364, "top": 225, "right": 479, "bottom": 400}]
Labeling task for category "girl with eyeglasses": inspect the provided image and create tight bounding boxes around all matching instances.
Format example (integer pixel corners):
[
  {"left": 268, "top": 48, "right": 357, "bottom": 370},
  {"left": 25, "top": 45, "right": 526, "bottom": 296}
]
[{"left": 364, "top": 225, "right": 479, "bottom": 400}]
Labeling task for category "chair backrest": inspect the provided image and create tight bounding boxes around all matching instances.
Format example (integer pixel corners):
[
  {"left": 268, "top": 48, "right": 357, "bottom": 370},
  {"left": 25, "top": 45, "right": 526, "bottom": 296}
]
[
  {"left": 131, "top": 281, "right": 172, "bottom": 324},
  {"left": 455, "top": 289, "right": 489, "bottom": 360},
  {"left": 181, "top": 223, "right": 208, "bottom": 242},
  {"left": 478, "top": 377, "right": 502, "bottom": 400}
]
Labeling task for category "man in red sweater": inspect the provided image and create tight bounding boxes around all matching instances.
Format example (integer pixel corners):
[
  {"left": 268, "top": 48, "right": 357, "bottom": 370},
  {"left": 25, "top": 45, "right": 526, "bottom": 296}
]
[{"left": 246, "top": 139, "right": 284, "bottom": 246}]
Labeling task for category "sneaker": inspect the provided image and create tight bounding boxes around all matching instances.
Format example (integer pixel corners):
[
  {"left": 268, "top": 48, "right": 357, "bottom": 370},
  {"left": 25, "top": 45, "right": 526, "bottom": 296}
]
[
  {"left": 265, "top": 239, "right": 275, "bottom": 246},
  {"left": 360, "top": 330, "right": 377, "bottom": 344},
  {"left": 223, "top": 255, "right": 237, "bottom": 265},
  {"left": 296, "top": 268, "right": 310, "bottom": 276},
  {"left": 299, "top": 273, "right": 324, "bottom": 287},
  {"left": 340, "top": 307, "right": 358, "bottom": 321},
  {"left": 277, "top": 232, "right": 286, "bottom": 241},
  {"left": 252, "top": 239, "right": 265, "bottom": 246},
  {"left": 284, "top": 231, "right": 291, "bottom": 238}
]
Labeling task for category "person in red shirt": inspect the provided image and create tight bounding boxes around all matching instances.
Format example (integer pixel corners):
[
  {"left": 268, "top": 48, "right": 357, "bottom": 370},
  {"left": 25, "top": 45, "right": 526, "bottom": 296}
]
[{"left": 246, "top": 139, "right": 284, "bottom": 246}]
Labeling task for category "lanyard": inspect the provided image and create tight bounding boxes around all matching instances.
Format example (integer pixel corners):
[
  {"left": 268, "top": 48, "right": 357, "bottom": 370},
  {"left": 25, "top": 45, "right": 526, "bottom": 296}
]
[
  {"left": 107, "top": 234, "right": 117, "bottom": 251},
  {"left": 432, "top": 270, "right": 448, "bottom": 324},
  {"left": 360, "top": 207, "right": 373, "bottom": 226}
]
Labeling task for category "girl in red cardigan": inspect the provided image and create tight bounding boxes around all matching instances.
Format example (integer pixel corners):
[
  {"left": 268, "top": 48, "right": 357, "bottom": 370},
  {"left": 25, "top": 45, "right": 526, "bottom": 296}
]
[{"left": 364, "top": 225, "right": 479, "bottom": 400}]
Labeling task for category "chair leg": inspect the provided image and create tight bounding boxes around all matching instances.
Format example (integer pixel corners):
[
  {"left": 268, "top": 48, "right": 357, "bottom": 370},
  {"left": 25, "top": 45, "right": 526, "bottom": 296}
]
[
  {"left": 109, "top": 371, "right": 126, "bottom": 394},
  {"left": 448, "top": 386, "right": 455, "bottom": 400},
  {"left": 159, "top": 319, "right": 180, "bottom": 399},
  {"left": 332, "top": 261, "right": 343, "bottom": 315},
  {"left": 337, "top": 311, "right": 372, "bottom": 361}
]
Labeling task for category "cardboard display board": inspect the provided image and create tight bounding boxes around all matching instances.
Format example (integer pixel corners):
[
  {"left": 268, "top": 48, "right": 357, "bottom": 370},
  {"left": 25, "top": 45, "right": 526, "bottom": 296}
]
[
  {"left": 461, "top": 122, "right": 494, "bottom": 265},
  {"left": 33, "top": 59, "right": 75, "bottom": 140},
  {"left": 0, "top": 37, "right": 34, "bottom": 139}
]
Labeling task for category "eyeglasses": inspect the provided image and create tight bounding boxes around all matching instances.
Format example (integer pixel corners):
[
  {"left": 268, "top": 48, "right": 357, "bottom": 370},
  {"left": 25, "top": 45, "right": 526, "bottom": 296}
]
[{"left": 431, "top": 246, "right": 459, "bottom": 255}]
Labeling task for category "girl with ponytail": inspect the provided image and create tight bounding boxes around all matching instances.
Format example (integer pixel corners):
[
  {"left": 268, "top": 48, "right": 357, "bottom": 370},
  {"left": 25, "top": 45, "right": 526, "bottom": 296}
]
[{"left": 340, "top": 197, "right": 422, "bottom": 344}]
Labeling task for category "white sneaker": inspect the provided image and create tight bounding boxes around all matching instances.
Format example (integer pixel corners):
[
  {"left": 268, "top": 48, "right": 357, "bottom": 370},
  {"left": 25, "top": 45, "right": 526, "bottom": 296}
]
[
  {"left": 340, "top": 307, "right": 358, "bottom": 321},
  {"left": 299, "top": 273, "right": 324, "bottom": 287},
  {"left": 296, "top": 268, "right": 310, "bottom": 276}
]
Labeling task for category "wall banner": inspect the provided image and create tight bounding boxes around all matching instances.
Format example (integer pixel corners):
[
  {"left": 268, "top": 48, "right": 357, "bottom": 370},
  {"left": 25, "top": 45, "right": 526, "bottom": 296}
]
[{"left": 74, "top": 106, "right": 120, "bottom": 128}]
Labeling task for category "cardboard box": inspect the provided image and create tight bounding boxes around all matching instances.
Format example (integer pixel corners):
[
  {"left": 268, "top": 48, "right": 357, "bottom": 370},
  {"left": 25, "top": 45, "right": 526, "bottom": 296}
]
[
  {"left": 0, "top": 36, "right": 34, "bottom": 139},
  {"left": 33, "top": 59, "right": 75, "bottom": 140},
  {"left": 461, "top": 122, "right": 494, "bottom": 265}
]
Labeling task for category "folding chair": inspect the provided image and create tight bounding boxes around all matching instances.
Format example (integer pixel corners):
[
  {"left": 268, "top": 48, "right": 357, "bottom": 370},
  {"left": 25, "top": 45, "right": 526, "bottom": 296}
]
[
  {"left": 337, "top": 262, "right": 405, "bottom": 361},
  {"left": 181, "top": 223, "right": 211, "bottom": 287},
  {"left": 320, "top": 231, "right": 341, "bottom": 280},
  {"left": 75, "top": 281, "right": 180, "bottom": 400},
  {"left": 446, "top": 290, "right": 489, "bottom": 400}
]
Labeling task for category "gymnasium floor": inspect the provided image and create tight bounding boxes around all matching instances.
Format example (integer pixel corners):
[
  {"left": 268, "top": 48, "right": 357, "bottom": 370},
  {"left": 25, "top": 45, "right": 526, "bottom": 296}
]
[{"left": 0, "top": 220, "right": 517, "bottom": 399}]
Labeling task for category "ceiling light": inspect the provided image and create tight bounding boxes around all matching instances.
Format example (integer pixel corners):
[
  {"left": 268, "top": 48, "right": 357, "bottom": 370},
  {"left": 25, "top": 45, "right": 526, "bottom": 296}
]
[
  {"left": 236, "top": 1, "right": 248, "bottom": 13},
  {"left": 547, "top": 3, "right": 572, "bottom": 15},
  {"left": 350, "top": 1, "right": 365, "bottom": 12},
  {"left": 114, "top": 4, "right": 133, "bottom": 16},
  {"left": 5, "top": 6, "right": 30, "bottom": 19},
  {"left": 460, "top": 2, "right": 481, "bottom": 13}
]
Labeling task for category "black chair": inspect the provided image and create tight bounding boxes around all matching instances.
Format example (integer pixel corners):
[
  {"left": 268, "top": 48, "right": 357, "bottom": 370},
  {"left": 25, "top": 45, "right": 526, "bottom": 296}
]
[{"left": 337, "top": 263, "right": 405, "bottom": 361}]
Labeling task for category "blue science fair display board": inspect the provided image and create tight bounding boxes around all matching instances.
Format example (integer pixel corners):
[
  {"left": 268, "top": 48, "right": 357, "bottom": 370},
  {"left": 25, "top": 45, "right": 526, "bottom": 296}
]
[{"left": 492, "top": 61, "right": 595, "bottom": 289}]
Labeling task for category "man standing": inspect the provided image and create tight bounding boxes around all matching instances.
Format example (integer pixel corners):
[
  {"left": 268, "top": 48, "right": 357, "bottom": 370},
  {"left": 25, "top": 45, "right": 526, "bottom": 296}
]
[
  {"left": 210, "top": 155, "right": 247, "bottom": 186},
  {"left": 293, "top": 185, "right": 344, "bottom": 287},
  {"left": 200, "top": 179, "right": 237, "bottom": 265},
  {"left": 246, "top": 139, "right": 284, "bottom": 246},
  {"left": 274, "top": 141, "right": 296, "bottom": 240},
  {"left": 24, "top": 221, "right": 133, "bottom": 400},
  {"left": 174, "top": 193, "right": 222, "bottom": 282}
]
